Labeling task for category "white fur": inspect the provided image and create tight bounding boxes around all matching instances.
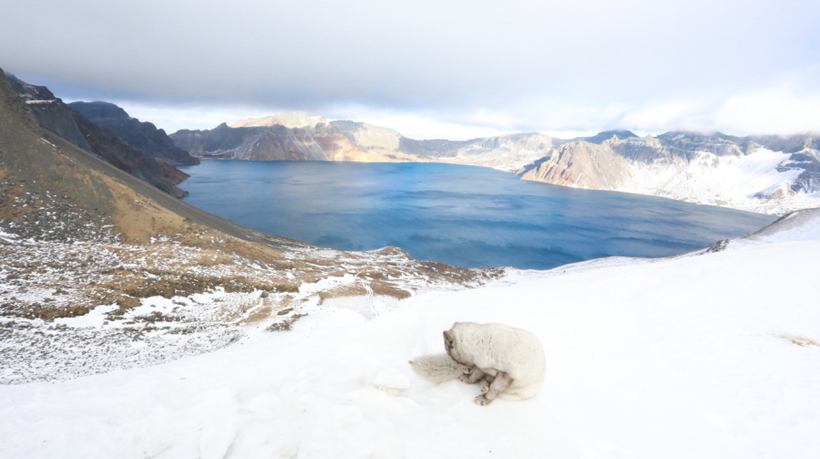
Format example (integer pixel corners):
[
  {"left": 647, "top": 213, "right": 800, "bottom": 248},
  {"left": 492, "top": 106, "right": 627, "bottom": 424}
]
[
  {"left": 411, "top": 322, "right": 546, "bottom": 405},
  {"left": 445, "top": 322, "right": 546, "bottom": 403},
  {"left": 409, "top": 353, "right": 464, "bottom": 383}
]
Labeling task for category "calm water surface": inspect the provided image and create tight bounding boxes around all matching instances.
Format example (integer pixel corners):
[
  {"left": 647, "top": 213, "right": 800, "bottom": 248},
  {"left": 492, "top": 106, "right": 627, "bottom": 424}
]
[{"left": 180, "top": 161, "right": 776, "bottom": 269}]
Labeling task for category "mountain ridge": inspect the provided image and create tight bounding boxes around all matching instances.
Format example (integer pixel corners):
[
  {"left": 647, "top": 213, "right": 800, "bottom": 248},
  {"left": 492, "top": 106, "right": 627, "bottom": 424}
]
[
  {"left": 68, "top": 101, "right": 200, "bottom": 166},
  {"left": 170, "top": 113, "right": 820, "bottom": 214},
  {"left": 4, "top": 73, "right": 191, "bottom": 197}
]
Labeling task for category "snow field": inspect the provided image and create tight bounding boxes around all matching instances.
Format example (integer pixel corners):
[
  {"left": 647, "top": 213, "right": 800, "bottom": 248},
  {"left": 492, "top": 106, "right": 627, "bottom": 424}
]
[
  {"left": 621, "top": 148, "right": 819, "bottom": 213},
  {"left": 1, "top": 241, "right": 819, "bottom": 458}
]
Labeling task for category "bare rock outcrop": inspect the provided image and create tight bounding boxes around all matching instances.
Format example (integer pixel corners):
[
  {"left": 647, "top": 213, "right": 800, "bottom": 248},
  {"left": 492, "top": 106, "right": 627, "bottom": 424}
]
[{"left": 68, "top": 101, "right": 199, "bottom": 166}]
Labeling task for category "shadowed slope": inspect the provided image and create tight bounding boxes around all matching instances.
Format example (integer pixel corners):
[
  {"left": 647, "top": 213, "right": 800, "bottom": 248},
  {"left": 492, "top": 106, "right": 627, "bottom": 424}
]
[{"left": 4, "top": 73, "right": 191, "bottom": 197}]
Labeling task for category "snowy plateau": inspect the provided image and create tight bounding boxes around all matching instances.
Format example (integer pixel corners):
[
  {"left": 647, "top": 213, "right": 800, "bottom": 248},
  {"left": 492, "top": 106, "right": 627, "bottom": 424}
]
[{"left": 1, "top": 210, "right": 819, "bottom": 458}]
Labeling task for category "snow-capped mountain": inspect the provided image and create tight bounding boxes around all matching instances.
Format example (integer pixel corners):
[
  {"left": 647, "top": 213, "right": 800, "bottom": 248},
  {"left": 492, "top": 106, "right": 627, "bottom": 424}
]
[{"left": 517, "top": 132, "right": 820, "bottom": 214}]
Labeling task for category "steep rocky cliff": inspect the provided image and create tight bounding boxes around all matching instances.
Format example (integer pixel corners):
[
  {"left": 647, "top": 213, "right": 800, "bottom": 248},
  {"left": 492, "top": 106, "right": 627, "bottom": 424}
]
[
  {"left": 69, "top": 109, "right": 191, "bottom": 197},
  {"left": 68, "top": 101, "right": 199, "bottom": 166},
  {"left": 516, "top": 140, "right": 631, "bottom": 189},
  {"left": 4, "top": 73, "right": 190, "bottom": 197},
  {"left": 172, "top": 122, "right": 329, "bottom": 161},
  {"left": 5, "top": 73, "right": 92, "bottom": 152}
]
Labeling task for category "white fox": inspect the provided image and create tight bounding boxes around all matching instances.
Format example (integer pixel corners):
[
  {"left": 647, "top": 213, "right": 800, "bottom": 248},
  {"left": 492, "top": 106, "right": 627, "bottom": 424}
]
[{"left": 410, "top": 322, "right": 546, "bottom": 405}]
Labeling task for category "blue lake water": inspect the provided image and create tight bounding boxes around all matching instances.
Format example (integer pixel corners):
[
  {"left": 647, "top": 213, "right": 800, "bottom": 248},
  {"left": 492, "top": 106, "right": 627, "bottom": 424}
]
[{"left": 179, "top": 161, "right": 777, "bottom": 270}]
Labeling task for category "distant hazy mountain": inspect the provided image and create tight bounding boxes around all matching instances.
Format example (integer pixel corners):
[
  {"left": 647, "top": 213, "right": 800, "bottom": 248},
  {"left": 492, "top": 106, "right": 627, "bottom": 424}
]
[
  {"left": 573, "top": 129, "right": 639, "bottom": 144},
  {"left": 170, "top": 114, "right": 561, "bottom": 171},
  {"left": 69, "top": 101, "right": 199, "bottom": 166},
  {"left": 4, "top": 73, "right": 190, "bottom": 197},
  {"left": 231, "top": 112, "right": 327, "bottom": 129},
  {"left": 171, "top": 113, "right": 820, "bottom": 213}
]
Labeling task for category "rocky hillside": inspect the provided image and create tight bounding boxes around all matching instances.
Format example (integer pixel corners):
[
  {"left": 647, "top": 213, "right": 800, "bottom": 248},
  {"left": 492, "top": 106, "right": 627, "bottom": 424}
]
[
  {"left": 172, "top": 122, "right": 331, "bottom": 161},
  {"left": 516, "top": 132, "right": 820, "bottom": 214},
  {"left": 69, "top": 101, "right": 199, "bottom": 166},
  {"left": 4, "top": 73, "right": 190, "bottom": 197},
  {"left": 0, "top": 69, "right": 497, "bottom": 384}
]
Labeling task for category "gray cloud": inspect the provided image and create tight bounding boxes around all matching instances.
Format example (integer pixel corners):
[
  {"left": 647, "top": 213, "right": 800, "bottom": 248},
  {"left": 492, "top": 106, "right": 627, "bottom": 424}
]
[{"left": 2, "top": 0, "right": 819, "bottom": 136}]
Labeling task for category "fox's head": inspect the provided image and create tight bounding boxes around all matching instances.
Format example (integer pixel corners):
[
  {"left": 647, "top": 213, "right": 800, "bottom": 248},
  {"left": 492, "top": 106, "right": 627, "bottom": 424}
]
[{"left": 443, "top": 324, "right": 469, "bottom": 365}]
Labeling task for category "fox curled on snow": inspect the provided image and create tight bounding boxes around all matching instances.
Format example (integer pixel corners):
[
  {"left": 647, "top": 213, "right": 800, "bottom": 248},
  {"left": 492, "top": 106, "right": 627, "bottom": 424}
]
[{"left": 409, "top": 322, "right": 546, "bottom": 406}]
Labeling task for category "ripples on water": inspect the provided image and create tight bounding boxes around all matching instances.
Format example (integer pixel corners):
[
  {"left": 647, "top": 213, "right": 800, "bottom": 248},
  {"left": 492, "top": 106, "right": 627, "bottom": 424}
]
[{"left": 180, "top": 161, "right": 776, "bottom": 270}]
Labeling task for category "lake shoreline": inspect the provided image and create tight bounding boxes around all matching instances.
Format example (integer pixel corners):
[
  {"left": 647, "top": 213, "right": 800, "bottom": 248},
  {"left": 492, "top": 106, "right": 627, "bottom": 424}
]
[{"left": 179, "top": 161, "right": 776, "bottom": 270}]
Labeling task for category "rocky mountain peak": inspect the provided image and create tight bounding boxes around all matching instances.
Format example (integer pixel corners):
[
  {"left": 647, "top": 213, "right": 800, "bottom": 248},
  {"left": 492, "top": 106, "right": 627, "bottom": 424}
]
[
  {"left": 67, "top": 101, "right": 130, "bottom": 122},
  {"left": 3, "top": 72, "right": 55, "bottom": 101},
  {"left": 231, "top": 111, "right": 327, "bottom": 129},
  {"left": 577, "top": 129, "right": 639, "bottom": 144}
]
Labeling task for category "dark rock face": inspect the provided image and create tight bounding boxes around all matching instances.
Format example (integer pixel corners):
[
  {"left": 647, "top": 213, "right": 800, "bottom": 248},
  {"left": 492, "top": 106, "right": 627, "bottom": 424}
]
[
  {"left": 172, "top": 123, "right": 329, "bottom": 161},
  {"left": 5, "top": 73, "right": 93, "bottom": 152},
  {"left": 68, "top": 101, "right": 199, "bottom": 166},
  {"left": 3, "top": 73, "right": 189, "bottom": 197},
  {"left": 69, "top": 111, "right": 190, "bottom": 197}
]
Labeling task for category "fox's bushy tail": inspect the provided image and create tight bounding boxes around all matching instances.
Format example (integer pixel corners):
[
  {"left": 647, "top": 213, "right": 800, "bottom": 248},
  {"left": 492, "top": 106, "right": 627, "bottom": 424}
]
[{"left": 409, "top": 353, "right": 463, "bottom": 383}]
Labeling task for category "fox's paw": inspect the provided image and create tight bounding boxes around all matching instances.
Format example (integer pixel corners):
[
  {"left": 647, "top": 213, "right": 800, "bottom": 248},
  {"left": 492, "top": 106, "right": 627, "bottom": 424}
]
[
  {"left": 459, "top": 374, "right": 473, "bottom": 384},
  {"left": 480, "top": 379, "right": 491, "bottom": 394},
  {"left": 474, "top": 394, "right": 493, "bottom": 406}
]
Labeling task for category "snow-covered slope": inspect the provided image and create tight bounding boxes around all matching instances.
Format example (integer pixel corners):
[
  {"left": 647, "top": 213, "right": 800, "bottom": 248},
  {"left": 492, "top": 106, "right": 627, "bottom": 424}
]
[
  {"left": 620, "top": 147, "right": 816, "bottom": 213},
  {"left": 518, "top": 134, "right": 820, "bottom": 214},
  {"left": 2, "top": 211, "right": 818, "bottom": 458},
  {"left": 712, "top": 207, "right": 820, "bottom": 250}
]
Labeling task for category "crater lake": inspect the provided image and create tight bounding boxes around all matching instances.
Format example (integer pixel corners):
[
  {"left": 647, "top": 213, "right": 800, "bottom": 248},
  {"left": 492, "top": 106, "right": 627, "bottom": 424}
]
[{"left": 179, "top": 161, "right": 777, "bottom": 270}]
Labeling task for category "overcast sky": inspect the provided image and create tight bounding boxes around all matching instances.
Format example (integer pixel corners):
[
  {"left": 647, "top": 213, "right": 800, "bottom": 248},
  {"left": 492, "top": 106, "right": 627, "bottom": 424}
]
[{"left": 2, "top": 0, "right": 819, "bottom": 139}]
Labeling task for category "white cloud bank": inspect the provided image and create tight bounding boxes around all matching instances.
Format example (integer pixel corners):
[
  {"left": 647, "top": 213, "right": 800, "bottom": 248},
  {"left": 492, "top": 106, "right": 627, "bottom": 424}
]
[
  {"left": 2, "top": 0, "right": 819, "bottom": 138},
  {"left": 113, "top": 77, "right": 820, "bottom": 140}
]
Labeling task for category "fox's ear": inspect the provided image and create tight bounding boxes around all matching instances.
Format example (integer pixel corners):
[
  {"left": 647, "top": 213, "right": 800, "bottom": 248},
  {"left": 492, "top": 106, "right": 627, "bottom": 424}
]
[{"left": 443, "top": 330, "right": 454, "bottom": 344}]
